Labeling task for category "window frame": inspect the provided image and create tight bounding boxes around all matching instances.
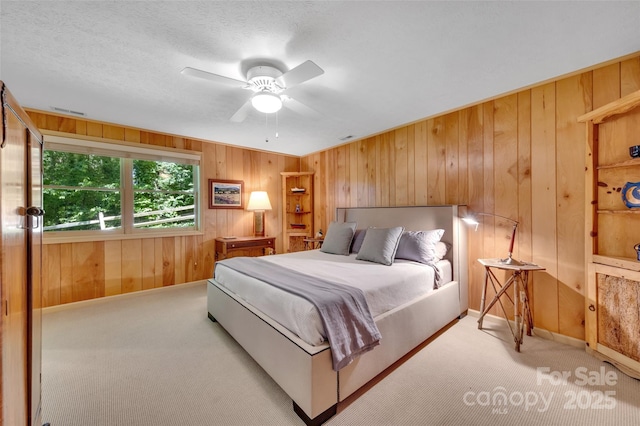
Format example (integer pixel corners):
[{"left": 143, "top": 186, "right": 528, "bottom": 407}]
[{"left": 42, "top": 133, "right": 202, "bottom": 243}]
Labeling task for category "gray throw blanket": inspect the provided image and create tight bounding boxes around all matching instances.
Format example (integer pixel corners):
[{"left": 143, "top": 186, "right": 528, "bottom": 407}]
[{"left": 216, "top": 257, "right": 381, "bottom": 371}]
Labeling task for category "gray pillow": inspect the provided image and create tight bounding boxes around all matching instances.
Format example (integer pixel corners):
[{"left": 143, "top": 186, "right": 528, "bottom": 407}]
[
  {"left": 320, "top": 221, "right": 357, "bottom": 255},
  {"left": 394, "top": 229, "right": 445, "bottom": 264},
  {"left": 356, "top": 226, "right": 405, "bottom": 265},
  {"left": 350, "top": 229, "right": 367, "bottom": 253}
]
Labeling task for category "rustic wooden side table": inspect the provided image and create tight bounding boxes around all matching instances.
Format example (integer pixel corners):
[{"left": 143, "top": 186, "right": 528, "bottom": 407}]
[
  {"left": 477, "top": 258, "right": 545, "bottom": 352},
  {"left": 303, "top": 237, "right": 324, "bottom": 250}
]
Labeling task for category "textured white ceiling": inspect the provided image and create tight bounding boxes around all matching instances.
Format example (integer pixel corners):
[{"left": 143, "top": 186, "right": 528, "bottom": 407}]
[{"left": 1, "top": 1, "right": 639, "bottom": 156}]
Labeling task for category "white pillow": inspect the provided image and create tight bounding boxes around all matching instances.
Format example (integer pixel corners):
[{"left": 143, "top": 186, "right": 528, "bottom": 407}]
[
  {"left": 394, "top": 229, "right": 445, "bottom": 264},
  {"left": 434, "top": 241, "right": 451, "bottom": 261}
]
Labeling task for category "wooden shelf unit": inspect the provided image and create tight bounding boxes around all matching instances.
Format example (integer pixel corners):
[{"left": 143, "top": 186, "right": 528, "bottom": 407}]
[
  {"left": 596, "top": 209, "right": 640, "bottom": 214},
  {"left": 579, "top": 89, "right": 640, "bottom": 378},
  {"left": 281, "top": 171, "right": 314, "bottom": 253},
  {"left": 597, "top": 157, "right": 640, "bottom": 170},
  {"left": 592, "top": 255, "right": 640, "bottom": 272}
]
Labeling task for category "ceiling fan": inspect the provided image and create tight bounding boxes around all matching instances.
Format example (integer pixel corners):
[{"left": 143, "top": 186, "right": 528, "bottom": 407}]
[{"left": 181, "top": 60, "right": 324, "bottom": 122}]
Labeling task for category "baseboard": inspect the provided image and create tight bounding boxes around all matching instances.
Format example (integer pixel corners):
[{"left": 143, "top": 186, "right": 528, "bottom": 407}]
[
  {"left": 42, "top": 280, "right": 207, "bottom": 313},
  {"left": 467, "top": 309, "right": 585, "bottom": 349}
]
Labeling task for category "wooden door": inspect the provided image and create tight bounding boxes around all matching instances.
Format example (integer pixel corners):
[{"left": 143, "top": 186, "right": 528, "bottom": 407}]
[
  {"left": 1, "top": 105, "right": 29, "bottom": 426},
  {"left": 0, "top": 82, "right": 43, "bottom": 426}
]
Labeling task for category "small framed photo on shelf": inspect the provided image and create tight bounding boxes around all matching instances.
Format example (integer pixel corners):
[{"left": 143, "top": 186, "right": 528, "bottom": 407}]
[{"left": 209, "top": 179, "right": 244, "bottom": 209}]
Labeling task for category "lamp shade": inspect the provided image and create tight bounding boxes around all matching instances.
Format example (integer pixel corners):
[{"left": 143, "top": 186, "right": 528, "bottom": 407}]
[
  {"left": 251, "top": 91, "right": 282, "bottom": 114},
  {"left": 246, "top": 191, "right": 272, "bottom": 211}
]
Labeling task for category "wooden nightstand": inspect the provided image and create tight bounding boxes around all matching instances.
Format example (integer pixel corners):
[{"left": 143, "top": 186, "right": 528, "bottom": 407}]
[{"left": 215, "top": 236, "right": 276, "bottom": 261}]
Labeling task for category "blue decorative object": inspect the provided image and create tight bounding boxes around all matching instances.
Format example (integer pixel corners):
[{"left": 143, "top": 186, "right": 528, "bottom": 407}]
[{"left": 622, "top": 182, "right": 640, "bottom": 208}]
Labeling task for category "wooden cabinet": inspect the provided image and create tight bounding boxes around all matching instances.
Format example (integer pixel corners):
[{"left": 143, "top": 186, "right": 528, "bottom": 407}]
[
  {"left": 579, "top": 89, "right": 640, "bottom": 378},
  {"left": 215, "top": 236, "right": 275, "bottom": 260},
  {"left": 281, "top": 172, "right": 314, "bottom": 253},
  {"left": 0, "top": 82, "right": 44, "bottom": 425}
]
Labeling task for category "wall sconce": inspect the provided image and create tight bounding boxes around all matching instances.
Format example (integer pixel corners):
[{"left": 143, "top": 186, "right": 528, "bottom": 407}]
[
  {"left": 246, "top": 191, "right": 272, "bottom": 237},
  {"left": 463, "top": 212, "right": 522, "bottom": 266}
]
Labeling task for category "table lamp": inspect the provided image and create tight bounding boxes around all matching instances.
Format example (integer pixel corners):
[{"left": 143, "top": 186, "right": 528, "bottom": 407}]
[
  {"left": 462, "top": 212, "right": 522, "bottom": 266},
  {"left": 246, "top": 191, "right": 272, "bottom": 237}
]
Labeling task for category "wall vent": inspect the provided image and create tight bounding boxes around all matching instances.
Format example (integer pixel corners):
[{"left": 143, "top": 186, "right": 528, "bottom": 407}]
[{"left": 50, "top": 106, "right": 86, "bottom": 116}]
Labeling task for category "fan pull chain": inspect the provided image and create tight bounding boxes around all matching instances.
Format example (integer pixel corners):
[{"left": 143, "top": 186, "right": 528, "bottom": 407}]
[
  {"left": 265, "top": 113, "right": 269, "bottom": 143},
  {"left": 264, "top": 112, "right": 279, "bottom": 143}
]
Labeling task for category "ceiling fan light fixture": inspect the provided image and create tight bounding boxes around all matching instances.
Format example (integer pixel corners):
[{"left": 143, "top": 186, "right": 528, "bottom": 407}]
[{"left": 251, "top": 91, "right": 282, "bottom": 114}]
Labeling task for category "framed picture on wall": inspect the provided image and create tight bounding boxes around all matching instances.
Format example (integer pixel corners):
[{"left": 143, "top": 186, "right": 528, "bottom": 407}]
[{"left": 208, "top": 179, "right": 244, "bottom": 209}]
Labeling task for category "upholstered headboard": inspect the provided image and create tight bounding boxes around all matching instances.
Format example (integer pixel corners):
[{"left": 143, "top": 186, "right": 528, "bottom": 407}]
[{"left": 335, "top": 205, "right": 468, "bottom": 312}]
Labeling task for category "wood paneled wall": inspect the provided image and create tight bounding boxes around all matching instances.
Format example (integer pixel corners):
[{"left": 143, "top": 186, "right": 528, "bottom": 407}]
[
  {"left": 302, "top": 55, "right": 640, "bottom": 340},
  {"left": 27, "top": 54, "right": 640, "bottom": 340},
  {"left": 27, "top": 111, "right": 298, "bottom": 307}
]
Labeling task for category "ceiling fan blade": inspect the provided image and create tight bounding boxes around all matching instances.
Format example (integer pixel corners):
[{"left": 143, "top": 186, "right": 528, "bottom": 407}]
[
  {"left": 181, "top": 67, "right": 247, "bottom": 87},
  {"left": 230, "top": 99, "right": 253, "bottom": 122},
  {"left": 282, "top": 96, "right": 320, "bottom": 118},
  {"left": 276, "top": 60, "right": 324, "bottom": 89}
]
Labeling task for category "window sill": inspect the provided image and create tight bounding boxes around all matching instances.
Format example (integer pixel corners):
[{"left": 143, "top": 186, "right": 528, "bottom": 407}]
[{"left": 43, "top": 229, "right": 204, "bottom": 245}]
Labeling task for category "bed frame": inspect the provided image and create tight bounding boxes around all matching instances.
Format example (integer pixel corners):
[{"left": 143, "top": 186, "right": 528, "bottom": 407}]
[{"left": 207, "top": 205, "right": 468, "bottom": 425}]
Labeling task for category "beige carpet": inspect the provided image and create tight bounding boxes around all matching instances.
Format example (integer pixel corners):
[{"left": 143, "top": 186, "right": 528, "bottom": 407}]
[{"left": 42, "top": 281, "right": 640, "bottom": 426}]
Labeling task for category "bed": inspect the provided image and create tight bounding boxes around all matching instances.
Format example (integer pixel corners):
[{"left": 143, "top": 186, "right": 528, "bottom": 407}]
[{"left": 207, "top": 206, "right": 468, "bottom": 425}]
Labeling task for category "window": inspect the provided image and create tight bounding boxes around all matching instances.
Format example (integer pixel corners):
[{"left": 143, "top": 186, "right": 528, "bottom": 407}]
[{"left": 43, "top": 135, "right": 200, "bottom": 237}]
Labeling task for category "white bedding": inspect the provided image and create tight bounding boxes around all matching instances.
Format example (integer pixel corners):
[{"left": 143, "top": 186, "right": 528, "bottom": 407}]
[{"left": 214, "top": 250, "right": 452, "bottom": 346}]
